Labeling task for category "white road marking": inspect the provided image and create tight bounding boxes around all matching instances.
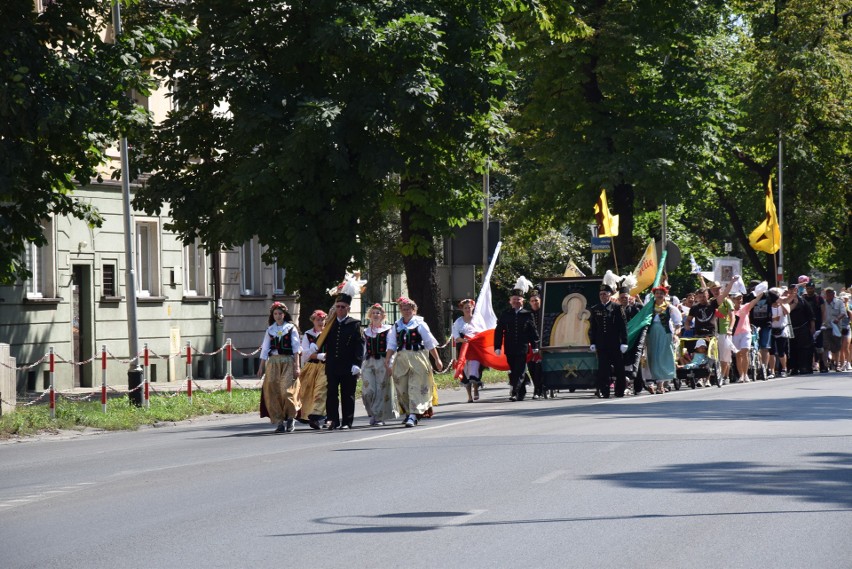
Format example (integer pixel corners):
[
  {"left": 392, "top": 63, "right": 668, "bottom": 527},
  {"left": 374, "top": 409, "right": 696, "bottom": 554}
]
[
  {"left": 533, "top": 470, "right": 567, "bottom": 484},
  {"left": 348, "top": 416, "right": 492, "bottom": 443},
  {"left": 442, "top": 509, "right": 487, "bottom": 527}
]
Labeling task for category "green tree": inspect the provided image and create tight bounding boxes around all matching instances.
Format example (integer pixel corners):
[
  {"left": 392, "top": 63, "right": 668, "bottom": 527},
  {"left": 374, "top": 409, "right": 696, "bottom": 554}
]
[
  {"left": 134, "top": 1, "right": 517, "bottom": 338},
  {"left": 0, "top": 0, "right": 190, "bottom": 283},
  {"left": 504, "top": 0, "right": 731, "bottom": 269},
  {"left": 502, "top": 0, "right": 851, "bottom": 284}
]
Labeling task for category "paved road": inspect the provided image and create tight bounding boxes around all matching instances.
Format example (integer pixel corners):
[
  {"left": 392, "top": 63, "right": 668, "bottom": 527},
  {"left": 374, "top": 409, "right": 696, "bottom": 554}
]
[{"left": 2, "top": 374, "right": 851, "bottom": 569}]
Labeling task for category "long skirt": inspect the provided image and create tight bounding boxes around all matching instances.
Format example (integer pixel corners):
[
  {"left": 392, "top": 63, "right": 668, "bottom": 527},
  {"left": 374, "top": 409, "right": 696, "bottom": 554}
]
[
  {"left": 361, "top": 357, "right": 399, "bottom": 422},
  {"left": 393, "top": 350, "right": 435, "bottom": 416},
  {"left": 297, "top": 361, "right": 328, "bottom": 419},
  {"left": 260, "top": 355, "right": 300, "bottom": 423},
  {"left": 647, "top": 324, "right": 676, "bottom": 381}
]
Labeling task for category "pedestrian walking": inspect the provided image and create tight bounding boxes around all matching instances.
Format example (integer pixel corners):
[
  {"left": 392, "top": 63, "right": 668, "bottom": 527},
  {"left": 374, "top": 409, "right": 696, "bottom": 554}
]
[
  {"left": 298, "top": 309, "right": 329, "bottom": 429},
  {"left": 361, "top": 303, "right": 397, "bottom": 426},
  {"left": 452, "top": 298, "right": 485, "bottom": 402},
  {"left": 322, "top": 280, "right": 365, "bottom": 430},
  {"left": 385, "top": 296, "right": 443, "bottom": 427},
  {"left": 258, "top": 302, "right": 302, "bottom": 433},
  {"left": 494, "top": 277, "right": 539, "bottom": 401}
]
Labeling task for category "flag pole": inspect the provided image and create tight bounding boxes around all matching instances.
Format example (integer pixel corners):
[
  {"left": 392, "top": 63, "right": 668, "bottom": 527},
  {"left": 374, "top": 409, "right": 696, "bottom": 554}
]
[
  {"left": 776, "top": 132, "right": 784, "bottom": 286},
  {"left": 610, "top": 238, "right": 619, "bottom": 274}
]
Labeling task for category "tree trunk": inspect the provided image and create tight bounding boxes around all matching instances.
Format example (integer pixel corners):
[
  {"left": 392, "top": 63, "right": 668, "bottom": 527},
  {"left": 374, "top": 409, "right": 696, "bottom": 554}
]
[
  {"left": 399, "top": 205, "right": 449, "bottom": 367},
  {"left": 296, "top": 263, "right": 347, "bottom": 333}
]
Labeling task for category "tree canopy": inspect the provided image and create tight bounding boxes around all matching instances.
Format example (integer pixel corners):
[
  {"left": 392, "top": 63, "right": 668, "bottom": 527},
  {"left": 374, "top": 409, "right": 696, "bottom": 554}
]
[
  {"left": 4, "top": 0, "right": 850, "bottom": 305},
  {"left": 0, "top": 0, "right": 191, "bottom": 283}
]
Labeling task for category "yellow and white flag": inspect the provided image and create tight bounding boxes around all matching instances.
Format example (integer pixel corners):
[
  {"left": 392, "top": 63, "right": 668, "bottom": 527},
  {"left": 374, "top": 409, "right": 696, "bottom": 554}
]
[
  {"left": 630, "top": 239, "right": 657, "bottom": 296},
  {"left": 563, "top": 259, "right": 585, "bottom": 277}
]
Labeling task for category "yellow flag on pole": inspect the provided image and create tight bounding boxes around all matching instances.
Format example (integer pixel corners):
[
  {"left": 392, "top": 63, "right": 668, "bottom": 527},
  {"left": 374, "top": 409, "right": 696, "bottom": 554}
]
[
  {"left": 748, "top": 178, "right": 781, "bottom": 254},
  {"left": 594, "top": 189, "right": 619, "bottom": 237},
  {"left": 630, "top": 239, "right": 657, "bottom": 296},
  {"left": 563, "top": 259, "right": 585, "bottom": 277}
]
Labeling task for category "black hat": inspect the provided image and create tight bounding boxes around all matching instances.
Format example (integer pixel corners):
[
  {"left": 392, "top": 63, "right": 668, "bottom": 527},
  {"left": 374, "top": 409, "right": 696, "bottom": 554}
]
[
  {"left": 529, "top": 287, "right": 541, "bottom": 298},
  {"left": 335, "top": 292, "right": 352, "bottom": 305},
  {"left": 600, "top": 284, "right": 614, "bottom": 294},
  {"left": 618, "top": 286, "right": 630, "bottom": 294}
]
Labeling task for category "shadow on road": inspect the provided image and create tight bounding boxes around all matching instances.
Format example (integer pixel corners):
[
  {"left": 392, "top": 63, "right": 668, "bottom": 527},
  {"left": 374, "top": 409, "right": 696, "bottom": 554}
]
[{"left": 587, "top": 451, "right": 852, "bottom": 508}]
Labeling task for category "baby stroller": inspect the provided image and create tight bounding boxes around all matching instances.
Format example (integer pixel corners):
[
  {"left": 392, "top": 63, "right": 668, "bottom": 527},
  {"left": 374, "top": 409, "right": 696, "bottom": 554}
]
[
  {"left": 674, "top": 336, "right": 722, "bottom": 390},
  {"left": 746, "top": 325, "right": 768, "bottom": 381}
]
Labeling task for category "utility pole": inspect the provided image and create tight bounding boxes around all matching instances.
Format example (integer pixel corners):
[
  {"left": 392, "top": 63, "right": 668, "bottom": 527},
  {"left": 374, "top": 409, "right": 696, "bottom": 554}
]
[
  {"left": 482, "top": 161, "right": 490, "bottom": 279},
  {"left": 112, "top": 1, "right": 143, "bottom": 405}
]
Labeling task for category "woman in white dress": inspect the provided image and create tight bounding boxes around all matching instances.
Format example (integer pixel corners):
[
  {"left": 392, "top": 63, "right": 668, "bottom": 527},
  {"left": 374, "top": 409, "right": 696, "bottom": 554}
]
[
  {"left": 361, "top": 304, "right": 398, "bottom": 425},
  {"left": 452, "top": 298, "right": 484, "bottom": 402}
]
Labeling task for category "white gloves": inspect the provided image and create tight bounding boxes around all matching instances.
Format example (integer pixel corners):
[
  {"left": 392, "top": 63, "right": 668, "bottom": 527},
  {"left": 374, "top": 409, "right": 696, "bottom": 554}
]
[
  {"left": 589, "top": 345, "right": 596, "bottom": 353},
  {"left": 494, "top": 348, "right": 501, "bottom": 356},
  {"left": 620, "top": 344, "right": 628, "bottom": 354},
  {"left": 316, "top": 353, "right": 326, "bottom": 362},
  {"left": 351, "top": 365, "right": 361, "bottom": 376}
]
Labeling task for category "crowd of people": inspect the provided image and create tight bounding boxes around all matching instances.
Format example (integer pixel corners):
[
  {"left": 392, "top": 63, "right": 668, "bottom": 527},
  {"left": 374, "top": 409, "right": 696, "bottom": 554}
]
[
  {"left": 255, "top": 272, "right": 852, "bottom": 432},
  {"left": 257, "top": 279, "right": 442, "bottom": 433},
  {"left": 593, "top": 273, "right": 852, "bottom": 396}
]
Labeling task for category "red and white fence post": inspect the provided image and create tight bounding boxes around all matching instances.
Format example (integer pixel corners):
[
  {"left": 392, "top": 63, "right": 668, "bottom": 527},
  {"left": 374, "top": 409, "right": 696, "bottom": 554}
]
[
  {"left": 225, "top": 338, "right": 233, "bottom": 395},
  {"left": 101, "top": 345, "right": 108, "bottom": 413},
  {"left": 143, "top": 343, "right": 150, "bottom": 409},
  {"left": 186, "top": 341, "right": 193, "bottom": 403},
  {"left": 49, "top": 347, "right": 55, "bottom": 419}
]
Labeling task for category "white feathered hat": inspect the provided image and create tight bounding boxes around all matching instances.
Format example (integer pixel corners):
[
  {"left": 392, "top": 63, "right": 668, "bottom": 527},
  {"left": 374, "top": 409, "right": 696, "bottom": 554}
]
[
  {"left": 329, "top": 275, "right": 362, "bottom": 305},
  {"left": 510, "top": 276, "right": 533, "bottom": 297}
]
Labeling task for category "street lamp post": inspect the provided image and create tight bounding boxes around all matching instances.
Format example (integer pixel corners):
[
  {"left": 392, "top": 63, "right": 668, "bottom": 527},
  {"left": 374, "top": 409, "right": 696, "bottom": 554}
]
[{"left": 112, "top": 1, "right": 143, "bottom": 405}]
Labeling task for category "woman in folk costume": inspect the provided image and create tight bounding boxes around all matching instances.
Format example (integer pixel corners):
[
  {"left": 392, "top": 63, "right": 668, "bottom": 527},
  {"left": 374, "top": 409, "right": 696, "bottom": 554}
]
[
  {"left": 257, "top": 302, "right": 302, "bottom": 433},
  {"left": 361, "top": 303, "right": 398, "bottom": 426},
  {"left": 452, "top": 298, "right": 484, "bottom": 402},
  {"left": 385, "top": 297, "right": 443, "bottom": 427},
  {"left": 645, "top": 285, "right": 682, "bottom": 394},
  {"left": 298, "top": 309, "right": 330, "bottom": 430}
]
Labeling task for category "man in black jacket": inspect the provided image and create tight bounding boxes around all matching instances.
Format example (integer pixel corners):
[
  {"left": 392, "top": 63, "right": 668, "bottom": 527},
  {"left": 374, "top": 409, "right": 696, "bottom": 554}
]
[
  {"left": 495, "top": 283, "right": 539, "bottom": 401},
  {"left": 322, "top": 291, "right": 365, "bottom": 430},
  {"left": 589, "top": 284, "right": 628, "bottom": 398}
]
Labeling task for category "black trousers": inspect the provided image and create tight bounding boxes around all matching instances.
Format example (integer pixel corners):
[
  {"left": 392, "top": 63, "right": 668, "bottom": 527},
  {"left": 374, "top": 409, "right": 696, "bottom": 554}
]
[
  {"left": 789, "top": 332, "right": 813, "bottom": 374},
  {"left": 529, "top": 360, "right": 543, "bottom": 395},
  {"left": 506, "top": 353, "right": 528, "bottom": 391},
  {"left": 326, "top": 372, "right": 357, "bottom": 427},
  {"left": 596, "top": 347, "right": 626, "bottom": 397}
]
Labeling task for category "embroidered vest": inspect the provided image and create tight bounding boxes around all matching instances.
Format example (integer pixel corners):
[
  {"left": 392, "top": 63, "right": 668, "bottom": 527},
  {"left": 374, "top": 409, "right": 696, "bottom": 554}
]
[
  {"left": 269, "top": 325, "right": 294, "bottom": 355},
  {"left": 396, "top": 326, "right": 424, "bottom": 351},
  {"left": 366, "top": 329, "right": 389, "bottom": 359},
  {"left": 306, "top": 329, "right": 326, "bottom": 353}
]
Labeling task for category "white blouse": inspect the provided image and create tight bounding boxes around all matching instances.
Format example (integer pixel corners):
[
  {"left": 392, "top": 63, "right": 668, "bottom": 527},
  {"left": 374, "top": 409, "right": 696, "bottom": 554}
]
[{"left": 386, "top": 316, "right": 438, "bottom": 352}]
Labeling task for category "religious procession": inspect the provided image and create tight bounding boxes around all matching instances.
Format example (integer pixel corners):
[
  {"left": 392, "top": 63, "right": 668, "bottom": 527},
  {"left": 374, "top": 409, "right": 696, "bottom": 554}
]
[{"left": 255, "top": 186, "right": 851, "bottom": 434}]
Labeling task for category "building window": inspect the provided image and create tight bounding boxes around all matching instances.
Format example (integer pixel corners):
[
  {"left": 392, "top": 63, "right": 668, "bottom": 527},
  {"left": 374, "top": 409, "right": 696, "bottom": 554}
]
[
  {"left": 184, "top": 239, "right": 207, "bottom": 296},
  {"left": 240, "top": 238, "right": 262, "bottom": 295},
  {"left": 273, "top": 262, "right": 286, "bottom": 295},
  {"left": 102, "top": 263, "right": 117, "bottom": 297},
  {"left": 25, "top": 219, "right": 55, "bottom": 299},
  {"left": 135, "top": 220, "right": 160, "bottom": 297}
]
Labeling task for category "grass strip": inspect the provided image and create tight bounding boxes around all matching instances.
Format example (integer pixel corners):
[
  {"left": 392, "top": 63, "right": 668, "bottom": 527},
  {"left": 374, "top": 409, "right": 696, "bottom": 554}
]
[{"left": 0, "top": 369, "right": 510, "bottom": 438}]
